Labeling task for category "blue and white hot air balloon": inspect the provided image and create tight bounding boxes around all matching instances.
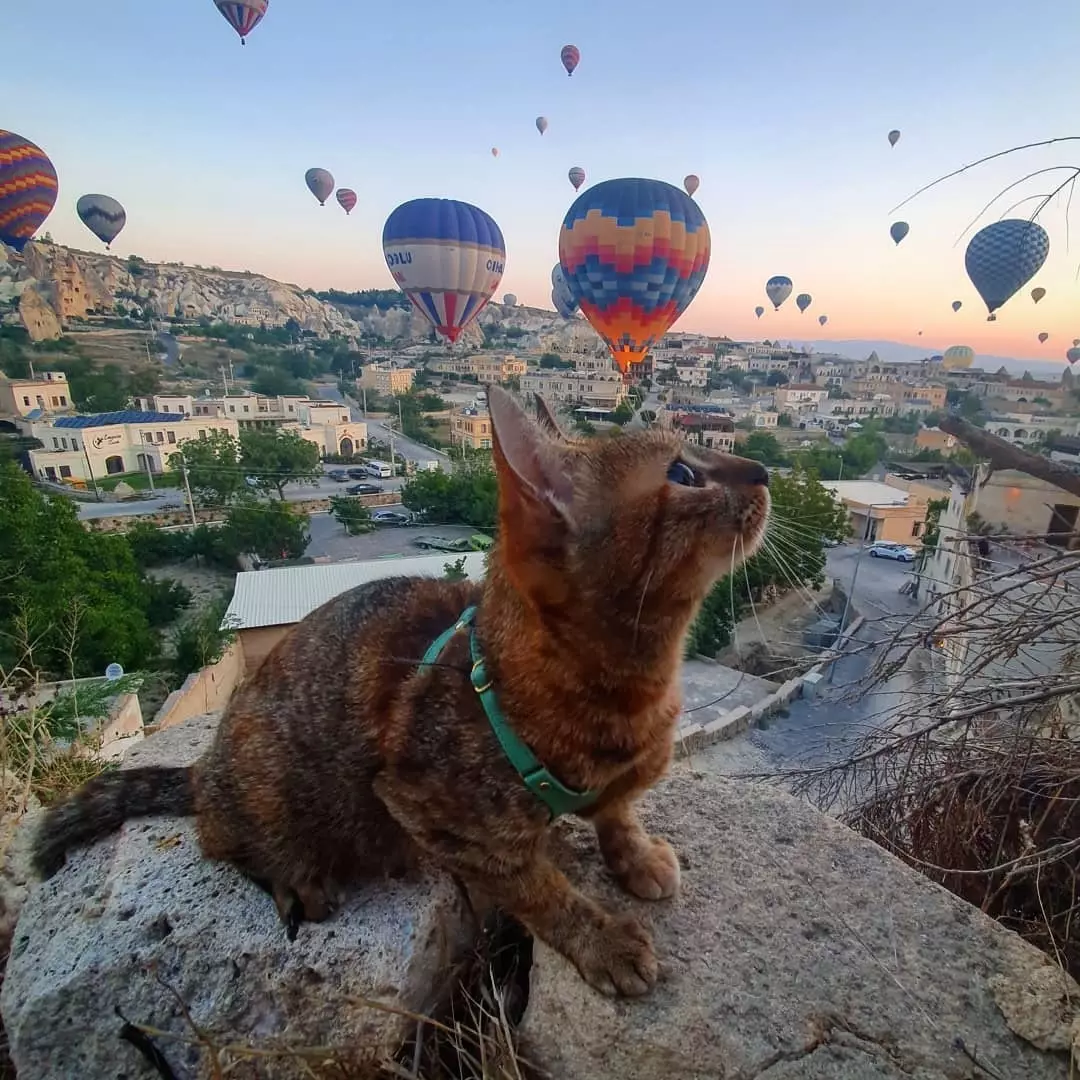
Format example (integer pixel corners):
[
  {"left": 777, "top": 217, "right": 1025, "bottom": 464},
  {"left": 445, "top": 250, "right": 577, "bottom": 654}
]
[
  {"left": 552, "top": 287, "right": 576, "bottom": 320},
  {"left": 382, "top": 198, "right": 505, "bottom": 343},
  {"left": 964, "top": 219, "right": 1050, "bottom": 315},
  {"left": 765, "top": 276, "right": 792, "bottom": 310},
  {"left": 890, "top": 221, "right": 909, "bottom": 245}
]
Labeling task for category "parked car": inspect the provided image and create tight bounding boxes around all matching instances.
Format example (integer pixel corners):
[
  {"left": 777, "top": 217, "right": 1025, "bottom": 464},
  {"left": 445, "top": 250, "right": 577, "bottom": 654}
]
[
  {"left": 412, "top": 535, "right": 473, "bottom": 553},
  {"left": 868, "top": 541, "right": 916, "bottom": 563},
  {"left": 345, "top": 482, "right": 382, "bottom": 496},
  {"left": 347, "top": 468, "right": 369, "bottom": 480},
  {"left": 372, "top": 510, "right": 412, "bottom": 526},
  {"left": 327, "top": 469, "right": 349, "bottom": 482}
]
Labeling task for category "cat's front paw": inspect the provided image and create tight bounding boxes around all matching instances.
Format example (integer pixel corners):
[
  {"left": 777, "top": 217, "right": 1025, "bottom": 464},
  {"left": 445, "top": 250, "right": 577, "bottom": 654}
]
[
  {"left": 604, "top": 833, "right": 681, "bottom": 901},
  {"left": 571, "top": 912, "right": 658, "bottom": 997}
]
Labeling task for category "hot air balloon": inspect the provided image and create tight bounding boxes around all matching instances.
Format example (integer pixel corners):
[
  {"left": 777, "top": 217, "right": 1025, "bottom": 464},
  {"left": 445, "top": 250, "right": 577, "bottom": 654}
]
[
  {"left": 942, "top": 345, "right": 974, "bottom": 370},
  {"left": 796, "top": 293, "right": 812, "bottom": 314},
  {"left": 888, "top": 129, "right": 901, "bottom": 147},
  {"left": 818, "top": 315, "right": 828, "bottom": 327},
  {"left": 964, "top": 218, "right": 1050, "bottom": 314},
  {"left": 0, "top": 130, "right": 58, "bottom": 254},
  {"left": 561, "top": 45, "right": 580, "bottom": 76},
  {"left": 1031, "top": 286, "right": 1046, "bottom": 304},
  {"left": 382, "top": 198, "right": 505, "bottom": 344},
  {"left": 890, "top": 221, "right": 909, "bottom": 245},
  {"left": 568, "top": 167, "right": 586, "bottom": 192},
  {"left": 305, "top": 168, "right": 334, "bottom": 206},
  {"left": 214, "top": 0, "right": 268, "bottom": 45},
  {"left": 536, "top": 117, "right": 549, "bottom": 136},
  {"left": 1068, "top": 347, "right": 1080, "bottom": 365},
  {"left": 765, "top": 276, "right": 793, "bottom": 310},
  {"left": 918, "top": 330, "right": 924, "bottom": 336},
  {"left": 503, "top": 293, "right": 517, "bottom": 307},
  {"left": 335, "top": 188, "right": 357, "bottom": 216},
  {"left": 1038, "top": 332, "right": 1049, "bottom": 344},
  {"left": 754, "top": 306, "right": 765, "bottom": 319},
  {"left": 76, "top": 194, "right": 126, "bottom": 249},
  {"left": 952, "top": 300, "right": 962, "bottom": 312},
  {"left": 552, "top": 288, "right": 576, "bottom": 320},
  {"left": 491, "top": 148, "right": 499, "bottom": 158},
  {"left": 1074, "top": 339, "right": 1080, "bottom": 347},
  {"left": 558, "top": 178, "right": 710, "bottom": 374},
  {"left": 684, "top": 174, "right": 700, "bottom": 197}
]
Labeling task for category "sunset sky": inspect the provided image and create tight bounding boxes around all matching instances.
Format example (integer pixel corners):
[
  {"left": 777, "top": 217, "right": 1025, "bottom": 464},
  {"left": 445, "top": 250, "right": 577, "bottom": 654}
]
[{"left": 8, "top": 0, "right": 1080, "bottom": 363}]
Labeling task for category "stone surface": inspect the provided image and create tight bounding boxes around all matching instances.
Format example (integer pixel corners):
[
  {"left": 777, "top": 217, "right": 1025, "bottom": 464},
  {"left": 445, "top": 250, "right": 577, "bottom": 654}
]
[
  {"left": 2, "top": 713, "right": 473, "bottom": 1079},
  {"left": 523, "top": 767, "right": 1076, "bottom": 1079}
]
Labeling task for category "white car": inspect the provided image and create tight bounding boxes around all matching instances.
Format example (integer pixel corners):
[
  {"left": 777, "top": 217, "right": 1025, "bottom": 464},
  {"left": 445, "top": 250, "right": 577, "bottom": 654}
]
[{"left": 869, "top": 541, "right": 916, "bottom": 563}]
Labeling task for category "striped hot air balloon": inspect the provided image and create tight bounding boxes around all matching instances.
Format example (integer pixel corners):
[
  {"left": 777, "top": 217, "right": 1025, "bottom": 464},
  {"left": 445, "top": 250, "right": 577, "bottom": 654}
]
[
  {"left": 76, "top": 195, "right": 126, "bottom": 248},
  {"left": 336, "top": 188, "right": 357, "bottom": 215},
  {"left": 561, "top": 45, "right": 580, "bottom": 76},
  {"left": 382, "top": 198, "right": 505, "bottom": 343},
  {"left": 214, "top": 0, "right": 268, "bottom": 44},
  {"left": 965, "top": 219, "right": 1050, "bottom": 314},
  {"left": 568, "top": 166, "right": 586, "bottom": 191},
  {"left": 558, "top": 178, "right": 710, "bottom": 373},
  {"left": 0, "top": 130, "right": 58, "bottom": 253}
]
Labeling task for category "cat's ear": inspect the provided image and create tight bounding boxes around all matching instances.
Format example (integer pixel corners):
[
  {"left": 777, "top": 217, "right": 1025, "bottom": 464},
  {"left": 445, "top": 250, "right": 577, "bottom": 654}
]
[
  {"left": 488, "top": 386, "right": 575, "bottom": 528},
  {"left": 533, "top": 393, "right": 566, "bottom": 441}
]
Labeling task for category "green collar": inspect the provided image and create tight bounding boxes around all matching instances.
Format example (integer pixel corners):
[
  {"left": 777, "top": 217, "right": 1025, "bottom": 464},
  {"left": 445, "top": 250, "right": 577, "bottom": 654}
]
[{"left": 419, "top": 606, "right": 598, "bottom": 820}]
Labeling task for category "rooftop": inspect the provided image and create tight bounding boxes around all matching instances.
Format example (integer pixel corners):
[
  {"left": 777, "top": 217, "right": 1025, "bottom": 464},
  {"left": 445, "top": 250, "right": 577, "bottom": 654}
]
[
  {"left": 224, "top": 553, "right": 488, "bottom": 631},
  {"left": 821, "top": 480, "right": 910, "bottom": 508},
  {"left": 53, "top": 411, "right": 187, "bottom": 429}
]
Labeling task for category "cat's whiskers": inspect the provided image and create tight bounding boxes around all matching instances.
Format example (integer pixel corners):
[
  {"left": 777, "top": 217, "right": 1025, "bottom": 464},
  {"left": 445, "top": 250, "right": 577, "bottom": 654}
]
[{"left": 631, "top": 567, "right": 654, "bottom": 654}]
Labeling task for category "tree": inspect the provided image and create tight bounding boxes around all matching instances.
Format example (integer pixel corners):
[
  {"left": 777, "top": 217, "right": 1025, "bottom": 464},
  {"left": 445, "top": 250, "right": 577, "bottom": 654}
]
[
  {"left": 766, "top": 371, "right": 789, "bottom": 387},
  {"left": 170, "top": 596, "right": 237, "bottom": 683},
  {"left": 0, "top": 464, "right": 161, "bottom": 678},
  {"left": 169, "top": 430, "right": 244, "bottom": 507},
  {"left": 612, "top": 400, "right": 635, "bottom": 426},
  {"left": 739, "top": 432, "right": 789, "bottom": 466},
  {"left": 540, "top": 353, "right": 572, "bottom": 370},
  {"left": 250, "top": 366, "right": 307, "bottom": 397},
  {"left": 443, "top": 557, "right": 469, "bottom": 581},
  {"left": 219, "top": 497, "right": 310, "bottom": 561},
  {"left": 329, "top": 495, "right": 374, "bottom": 535},
  {"left": 401, "top": 458, "right": 497, "bottom": 529},
  {"left": 239, "top": 428, "right": 322, "bottom": 500}
]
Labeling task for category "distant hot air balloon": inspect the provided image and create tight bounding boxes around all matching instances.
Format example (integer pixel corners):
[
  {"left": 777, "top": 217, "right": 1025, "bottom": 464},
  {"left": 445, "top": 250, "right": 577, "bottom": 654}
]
[
  {"left": 0, "top": 130, "right": 58, "bottom": 253},
  {"left": 1074, "top": 339, "right": 1080, "bottom": 347},
  {"left": 952, "top": 300, "right": 962, "bottom": 312},
  {"left": 818, "top": 315, "right": 828, "bottom": 327},
  {"left": 552, "top": 287, "right": 576, "bottom": 320},
  {"left": 560, "top": 45, "right": 580, "bottom": 76},
  {"left": 76, "top": 194, "right": 126, "bottom": 248},
  {"left": 965, "top": 218, "right": 1050, "bottom": 314},
  {"left": 503, "top": 293, "right": 517, "bottom": 307},
  {"left": 536, "top": 117, "right": 549, "bottom": 136},
  {"left": 766, "top": 276, "right": 793, "bottom": 310},
  {"left": 559, "top": 178, "right": 710, "bottom": 374},
  {"left": 1068, "top": 347, "right": 1080, "bottom": 365},
  {"left": 568, "top": 166, "right": 586, "bottom": 191},
  {"left": 335, "top": 188, "right": 357, "bottom": 215},
  {"left": 942, "top": 345, "right": 974, "bottom": 370},
  {"left": 214, "top": 0, "right": 268, "bottom": 45},
  {"left": 890, "top": 221, "right": 909, "bottom": 245},
  {"left": 305, "top": 168, "right": 334, "bottom": 206},
  {"left": 684, "top": 174, "right": 700, "bottom": 197},
  {"left": 888, "top": 129, "right": 901, "bottom": 147},
  {"left": 754, "top": 306, "right": 765, "bottom": 319},
  {"left": 491, "top": 147, "right": 499, "bottom": 158},
  {"left": 1038, "top": 332, "right": 1049, "bottom": 344},
  {"left": 918, "top": 330, "right": 924, "bottom": 336},
  {"left": 1031, "top": 286, "right": 1046, "bottom": 304},
  {"left": 796, "top": 293, "right": 812, "bottom": 314},
  {"left": 382, "top": 197, "right": 505, "bottom": 344}
]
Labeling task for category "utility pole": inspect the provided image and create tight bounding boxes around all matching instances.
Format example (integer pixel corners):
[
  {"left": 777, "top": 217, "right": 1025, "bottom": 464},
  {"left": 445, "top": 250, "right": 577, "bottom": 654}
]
[
  {"left": 219, "top": 365, "right": 229, "bottom": 397},
  {"left": 179, "top": 449, "right": 197, "bottom": 527},
  {"left": 81, "top": 443, "right": 101, "bottom": 501},
  {"left": 144, "top": 453, "right": 155, "bottom": 494},
  {"left": 386, "top": 419, "right": 397, "bottom": 474}
]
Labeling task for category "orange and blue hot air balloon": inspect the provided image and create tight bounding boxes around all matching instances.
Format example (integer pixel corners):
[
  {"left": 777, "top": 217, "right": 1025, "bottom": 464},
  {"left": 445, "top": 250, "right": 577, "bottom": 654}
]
[
  {"left": 0, "top": 131, "right": 58, "bottom": 254},
  {"left": 214, "top": 0, "right": 268, "bottom": 44},
  {"left": 558, "top": 178, "right": 710, "bottom": 373}
]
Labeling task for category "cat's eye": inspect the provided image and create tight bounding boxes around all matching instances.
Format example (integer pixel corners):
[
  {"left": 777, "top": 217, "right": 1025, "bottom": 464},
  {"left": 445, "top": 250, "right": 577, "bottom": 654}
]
[{"left": 667, "top": 460, "right": 697, "bottom": 486}]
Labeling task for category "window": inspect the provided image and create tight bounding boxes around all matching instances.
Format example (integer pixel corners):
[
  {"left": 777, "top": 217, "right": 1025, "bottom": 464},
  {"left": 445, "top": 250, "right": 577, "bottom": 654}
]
[
  {"left": 199, "top": 429, "right": 206, "bottom": 439},
  {"left": 243, "top": 405, "right": 249, "bottom": 413},
  {"left": 167, "top": 431, "right": 177, "bottom": 444},
  {"left": 156, "top": 432, "right": 164, "bottom": 444},
  {"left": 162, "top": 405, "right": 169, "bottom": 412},
  {"left": 52, "top": 437, "right": 59, "bottom": 448},
  {"left": 71, "top": 439, "right": 78, "bottom": 450},
  {"left": 143, "top": 431, "right": 153, "bottom": 444},
  {"left": 104, "top": 455, "right": 124, "bottom": 475},
  {"left": 22, "top": 396, "right": 29, "bottom": 407},
  {"left": 60, "top": 438, "right": 67, "bottom": 449},
  {"left": 911, "top": 521, "right": 922, "bottom": 537},
  {"left": 59, "top": 396, "right": 66, "bottom": 406},
  {"left": 59, "top": 465, "right": 72, "bottom": 478}
]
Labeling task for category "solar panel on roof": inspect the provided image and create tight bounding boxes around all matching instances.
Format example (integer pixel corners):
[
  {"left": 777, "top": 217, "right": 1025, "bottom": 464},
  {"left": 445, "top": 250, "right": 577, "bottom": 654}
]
[{"left": 53, "top": 411, "right": 186, "bottom": 429}]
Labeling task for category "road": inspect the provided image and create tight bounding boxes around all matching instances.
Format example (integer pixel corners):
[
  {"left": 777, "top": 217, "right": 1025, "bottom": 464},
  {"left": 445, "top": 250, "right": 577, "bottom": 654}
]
[{"left": 306, "top": 513, "right": 479, "bottom": 562}]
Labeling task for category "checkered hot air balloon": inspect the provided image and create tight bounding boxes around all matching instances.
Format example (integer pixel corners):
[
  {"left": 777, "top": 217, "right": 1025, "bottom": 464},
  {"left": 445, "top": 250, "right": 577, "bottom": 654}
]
[
  {"left": 214, "top": 0, "right": 268, "bottom": 44},
  {"left": 77, "top": 194, "right": 126, "bottom": 248},
  {"left": 765, "top": 276, "right": 792, "bottom": 310},
  {"left": 0, "top": 130, "right": 58, "bottom": 253},
  {"left": 558, "top": 178, "right": 710, "bottom": 373},
  {"left": 382, "top": 198, "right": 505, "bottom": 344},
  {"left": 964, "top": 218, "right": 1050, "bottom": 315}
]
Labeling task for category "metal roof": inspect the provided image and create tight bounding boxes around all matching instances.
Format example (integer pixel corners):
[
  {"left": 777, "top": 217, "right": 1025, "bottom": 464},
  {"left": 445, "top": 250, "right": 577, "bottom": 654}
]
[
  {"left": 224, "top": 553, "right": 489, "bottom": 631},
  {"left": 53, "top": 411, "right": 187, "bottom": 429},
  {"left": 821, "top": 481, "right": 910, "bottom": 508}
]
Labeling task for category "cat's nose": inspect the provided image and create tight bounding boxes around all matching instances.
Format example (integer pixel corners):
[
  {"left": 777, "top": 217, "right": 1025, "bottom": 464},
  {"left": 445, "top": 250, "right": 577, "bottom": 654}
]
[
  {"left": 747, "top": 462, "right": 769, "bottom": 487},
  {"left": 731, "top": 459, "right": 769, "bottom": 487}
]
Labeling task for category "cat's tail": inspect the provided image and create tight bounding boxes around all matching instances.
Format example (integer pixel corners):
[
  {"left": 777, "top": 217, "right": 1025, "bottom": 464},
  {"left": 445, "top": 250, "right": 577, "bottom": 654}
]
[{"left": 32, "top": 767, "right": 195, "bottom": 880}]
